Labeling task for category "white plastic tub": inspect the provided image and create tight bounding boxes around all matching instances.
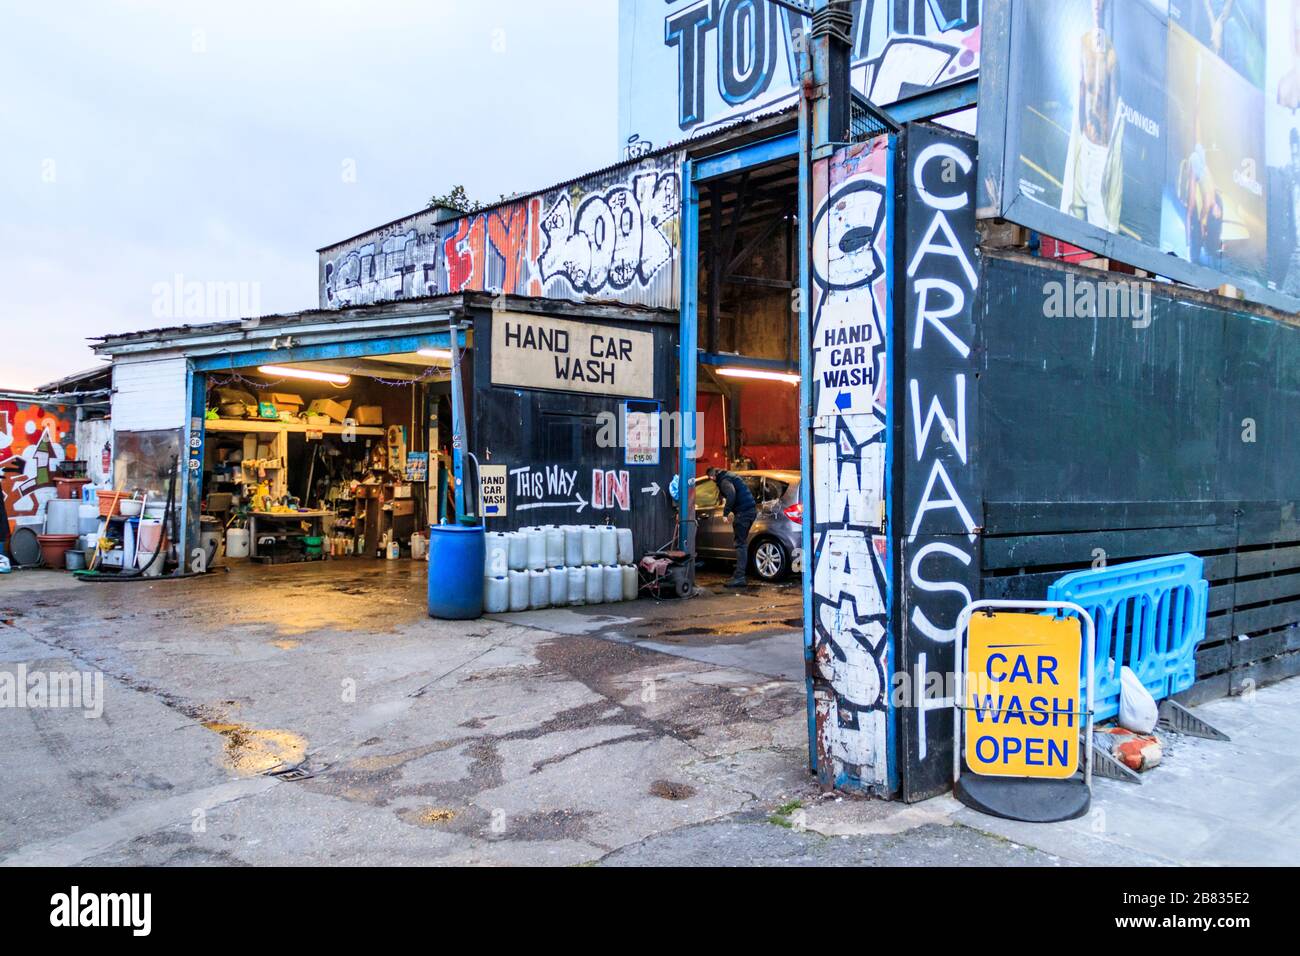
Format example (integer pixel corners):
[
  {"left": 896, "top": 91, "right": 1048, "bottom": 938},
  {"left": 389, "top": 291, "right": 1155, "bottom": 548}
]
[
  {"left": 484, "top": 576, "right": 509, "bottom": 613},
  {"left": 581, "top": 525, "right": 600, "bottom": 566},
  {"left": 598, "top": 526, "right": 618, "bottom": 566},
  {"left": 616, "top": 527, "right": 634, "bottom": 565},
  {"left": 602, "top": 564, "right": 622, "bottom": 602},
  {"left": 508, "top": 569, "right": 529, "bottom": 611},
  {"left": 585, "top": 565, "right": 604, "bottom": 604},
  {"left": 225, "top": 528, "right": 250, "bottom": 558},
  {"left": 528, "top": 568, "right": 549, "bottom": 609},
  {"left": 566, "top": 566, "right": 586, "bottom": 606},
  {"left": 547, "top": 566, "right": 568, "bottom": 605}
]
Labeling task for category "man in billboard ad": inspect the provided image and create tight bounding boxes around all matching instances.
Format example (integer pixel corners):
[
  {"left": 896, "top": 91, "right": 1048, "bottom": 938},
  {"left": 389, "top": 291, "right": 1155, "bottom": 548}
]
[
  {"left": 1013, "top": 0, "right": 1167, "bottom": 244},
  {"left": 1161, "top": 20, "right": 1267, "bottom": 282},
  {"left": 985, "top": 0, "right": 1300, "bottom": 312},
  {"left": 1267, "top": 0, "right": 1300, "bottom": 294},
  {"left": 1171, "top": 0, "right": 1267, "bottom": 87}
]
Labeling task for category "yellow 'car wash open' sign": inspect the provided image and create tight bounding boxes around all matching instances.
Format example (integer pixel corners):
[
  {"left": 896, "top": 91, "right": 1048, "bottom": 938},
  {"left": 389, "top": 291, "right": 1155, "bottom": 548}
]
[{"left": 964, "top": 612, "right": 1082, "bottom": 779}]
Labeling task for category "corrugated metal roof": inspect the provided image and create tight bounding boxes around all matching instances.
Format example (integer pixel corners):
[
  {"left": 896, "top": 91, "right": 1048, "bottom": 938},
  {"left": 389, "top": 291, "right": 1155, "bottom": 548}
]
[{"left": 93, "top": 291, "right": 678, "bottom": 351}]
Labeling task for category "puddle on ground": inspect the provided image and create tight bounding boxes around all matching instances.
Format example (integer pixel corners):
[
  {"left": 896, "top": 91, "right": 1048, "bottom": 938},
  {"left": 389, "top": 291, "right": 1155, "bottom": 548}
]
[
  {"left": 202, "top": 721, "right": 307, "bottom": 776},
  {"left": 649, "top": 779, "right": 696, "bottom": 800},
  {"left": 643, "top": 618, "right": 800, "bottom": 642},
  {"left": 395, "top": 806, "right": 459, "bottom": 828}
]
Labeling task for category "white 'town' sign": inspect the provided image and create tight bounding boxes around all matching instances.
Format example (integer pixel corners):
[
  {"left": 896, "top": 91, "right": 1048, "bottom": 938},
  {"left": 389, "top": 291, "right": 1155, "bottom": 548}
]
[{"left": 491, "top": 311, "right": 655, "bottom": 398}]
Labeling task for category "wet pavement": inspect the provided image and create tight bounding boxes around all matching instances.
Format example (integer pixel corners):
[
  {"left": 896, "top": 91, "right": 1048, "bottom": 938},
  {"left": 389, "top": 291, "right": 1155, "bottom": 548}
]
[{"left": 1, "top": 559, "right": 1295, "bottom": 866}]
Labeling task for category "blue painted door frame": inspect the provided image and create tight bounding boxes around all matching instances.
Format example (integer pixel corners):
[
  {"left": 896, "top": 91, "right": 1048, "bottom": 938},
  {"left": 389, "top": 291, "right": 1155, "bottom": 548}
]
[{"left": 677, "top": 133, "right": 801, "bottom": 557}]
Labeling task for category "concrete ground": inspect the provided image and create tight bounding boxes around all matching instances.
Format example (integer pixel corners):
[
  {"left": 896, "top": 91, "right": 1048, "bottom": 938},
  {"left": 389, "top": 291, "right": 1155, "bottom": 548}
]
[{"left": 0, "top": 559, "right": 1295, "bottom": 866}]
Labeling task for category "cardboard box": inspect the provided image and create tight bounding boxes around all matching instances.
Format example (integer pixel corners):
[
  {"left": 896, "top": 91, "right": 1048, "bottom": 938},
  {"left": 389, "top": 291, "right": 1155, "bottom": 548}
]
[
  {"left": 305, "top": 398, "right": 351, "bottom": 423},
  {"left": 261, "top": 392, "right": 304, "bottom": 414},
  {"left": 353, "top": 405, "right": 383, "bottom": 426},
  {"left": 305, "top": 414, "right": 331, "bottom": 427}
]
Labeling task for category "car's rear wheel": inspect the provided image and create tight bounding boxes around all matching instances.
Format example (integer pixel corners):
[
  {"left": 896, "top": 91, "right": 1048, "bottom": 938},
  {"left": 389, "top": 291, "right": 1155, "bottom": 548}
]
[{"left": 749, "top": 537, "right": 788, "bottom": 582}]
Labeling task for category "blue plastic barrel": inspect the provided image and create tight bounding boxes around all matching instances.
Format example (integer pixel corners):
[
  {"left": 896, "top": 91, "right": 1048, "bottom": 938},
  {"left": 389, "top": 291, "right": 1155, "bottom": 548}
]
[{"left": 427, "top": 523, "right": 486, "bottom": 619}]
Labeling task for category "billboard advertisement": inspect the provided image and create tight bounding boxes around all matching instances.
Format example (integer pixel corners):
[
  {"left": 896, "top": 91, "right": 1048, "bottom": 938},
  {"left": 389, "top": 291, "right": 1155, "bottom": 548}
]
[
  {"left": 618, "top": 0, "right": 982, "bottom": 160},
  {"left": 978, "top": 0, "right": 1300, "bottom": 312}
]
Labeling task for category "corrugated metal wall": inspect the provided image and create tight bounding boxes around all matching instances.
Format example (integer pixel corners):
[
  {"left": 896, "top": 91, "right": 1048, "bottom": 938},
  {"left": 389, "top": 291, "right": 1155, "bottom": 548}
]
[
  {"left": 319, "top": 151, "right": 684, "bottom": 313},
  {"left": 112, "top": 357, "right": 189, "bottom": 431}
]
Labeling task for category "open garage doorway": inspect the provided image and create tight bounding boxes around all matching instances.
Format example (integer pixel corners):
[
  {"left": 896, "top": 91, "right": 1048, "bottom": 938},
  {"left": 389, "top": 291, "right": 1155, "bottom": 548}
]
[
  {"left": 196, "top": 345, "right": 456, "bottom": 568},
  {"left": 686, "top": 145, "right": 803, "bottom": 607}
]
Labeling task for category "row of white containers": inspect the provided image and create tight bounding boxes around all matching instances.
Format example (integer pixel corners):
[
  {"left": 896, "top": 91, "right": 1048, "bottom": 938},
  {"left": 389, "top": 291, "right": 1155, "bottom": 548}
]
[
  {"left": 483, "top": 525, "right": 637, "bottom": 613},
  {"left": 487, "top": 525, "right": 633, "bottom": 572}
]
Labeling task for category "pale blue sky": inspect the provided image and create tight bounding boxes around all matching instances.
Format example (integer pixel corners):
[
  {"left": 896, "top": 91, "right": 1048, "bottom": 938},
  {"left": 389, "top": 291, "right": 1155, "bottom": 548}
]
[{"left": 0, "top": 0, "right": 619, "bottom": 389}]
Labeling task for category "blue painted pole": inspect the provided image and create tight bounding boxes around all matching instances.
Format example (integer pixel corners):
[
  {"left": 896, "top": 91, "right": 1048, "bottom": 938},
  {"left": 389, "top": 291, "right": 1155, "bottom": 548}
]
[
  {"left": 796, "top": 33, "right": 818, "bottom": 778},
  {"left": 678, "top": 160, "right": 700, "bottom": 554},
  {"left": 448, "top": 317, "right": 468, "bottom": 523}
]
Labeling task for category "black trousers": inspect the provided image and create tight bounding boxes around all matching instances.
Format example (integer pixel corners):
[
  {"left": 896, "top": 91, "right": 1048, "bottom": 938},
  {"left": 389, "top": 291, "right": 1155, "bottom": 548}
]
[{"left": 732, "top": 510, "right": 755, "bottom": 550}]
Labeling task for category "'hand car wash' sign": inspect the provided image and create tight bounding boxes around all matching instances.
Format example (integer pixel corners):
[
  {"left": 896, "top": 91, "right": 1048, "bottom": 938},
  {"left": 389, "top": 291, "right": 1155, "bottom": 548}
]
[{"left": 491, "top": 311, "right": 655, "bottom": 398}]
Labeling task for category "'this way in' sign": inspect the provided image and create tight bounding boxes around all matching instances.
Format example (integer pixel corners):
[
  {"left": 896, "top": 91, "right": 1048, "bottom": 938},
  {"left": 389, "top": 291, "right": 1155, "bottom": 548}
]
[{"left": 964, "top": 612, "right": 1083, "bottom": 780}]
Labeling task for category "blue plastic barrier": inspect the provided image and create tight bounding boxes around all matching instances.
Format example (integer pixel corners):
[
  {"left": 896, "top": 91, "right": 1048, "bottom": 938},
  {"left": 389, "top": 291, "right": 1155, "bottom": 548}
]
[{"left": 1047, "top": 554, "right": 1208, "bottom": 722}]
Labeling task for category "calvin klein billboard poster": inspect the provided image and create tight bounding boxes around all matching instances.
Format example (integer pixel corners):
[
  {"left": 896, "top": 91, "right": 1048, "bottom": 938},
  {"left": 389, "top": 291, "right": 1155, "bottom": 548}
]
[{"left": 988, "top": 0, "right": 1300, "bottom": 310}]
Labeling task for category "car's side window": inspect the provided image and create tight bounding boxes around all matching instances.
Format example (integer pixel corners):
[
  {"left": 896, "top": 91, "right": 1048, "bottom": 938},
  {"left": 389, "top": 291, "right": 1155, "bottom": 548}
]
[{"left": 695, "top": 478, "right": 720, "bottom": 509}]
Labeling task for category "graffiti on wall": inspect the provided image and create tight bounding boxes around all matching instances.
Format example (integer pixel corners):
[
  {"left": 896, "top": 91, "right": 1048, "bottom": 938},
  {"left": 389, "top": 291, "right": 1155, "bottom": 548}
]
[
  {"left": 321, "top": 155, "right": 683, "bottom": 310},
  {"left": 1, "top": 400, "right": 76, "bottom": 531},
  {"left": 898, "top": 125, "right": 981, "bottom": 801},
  {"left": 618, "top": 0, "right": 981, "bottom": 155},
  {"left": 808, "top": 137, "right": 893, "bottom": 791},
  {"left": 538, "top": 170, "right": 680, "bottom": 295},
  {"left": 323, "top": 226, "right": 442, "bottom": 308},
  {"left": 508, "top": 464, "right": 633, "bottom": 515}
]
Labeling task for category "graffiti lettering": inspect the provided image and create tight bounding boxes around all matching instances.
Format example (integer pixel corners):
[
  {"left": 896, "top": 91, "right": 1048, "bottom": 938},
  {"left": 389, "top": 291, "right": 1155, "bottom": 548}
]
[
  {"left": 538, "top": 171, "right": 680, "bottom": 295},
  {"left": 808, "top": 138, "right": 892, "bottom": 790},
  {"left": 899, "top": 126, "right": 981, "bottom": 796},
  {"left": 591, "top": 469, "right": 631, "bottom": 511},
  {"left": 641, "top": 0, "right": 981, "bottom": 138},
  {"left": 319, "top": 158, "right": 682, "bottom": 310}
]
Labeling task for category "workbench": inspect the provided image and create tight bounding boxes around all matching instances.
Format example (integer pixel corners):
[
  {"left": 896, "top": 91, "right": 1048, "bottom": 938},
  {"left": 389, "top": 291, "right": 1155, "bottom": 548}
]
[{"left": 247, "top": 510, "right": 331, "bottom": 561}]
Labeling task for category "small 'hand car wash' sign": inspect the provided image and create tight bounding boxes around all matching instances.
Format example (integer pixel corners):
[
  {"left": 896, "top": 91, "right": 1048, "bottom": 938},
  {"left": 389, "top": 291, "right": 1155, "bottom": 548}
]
[
  {"left": 491, "top": 311, "right": 654, "bottom": 398},
  {"left": 964, "top": 612, "right": 1082, "bottom": 779},
  {"left": 479, "top": 464, "right": 508, "bottom": 517}
]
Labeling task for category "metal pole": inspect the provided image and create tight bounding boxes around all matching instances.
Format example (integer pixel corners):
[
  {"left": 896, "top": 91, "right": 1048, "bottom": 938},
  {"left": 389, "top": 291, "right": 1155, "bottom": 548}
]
[
  {"left": 678, "top": 160, "right": 700, "bottom": 557},
  {"left": 448, "top": 318, "right": 467, "bottom": 523},
  {"left": 796, "top": 29, "right": 817, "bottom": 773}
]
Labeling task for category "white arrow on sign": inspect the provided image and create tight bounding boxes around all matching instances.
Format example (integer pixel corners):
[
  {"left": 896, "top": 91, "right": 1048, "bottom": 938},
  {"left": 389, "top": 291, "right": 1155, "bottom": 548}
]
[
  {"left": 641, "top": 482, "right": 661, "bottom": 497},
  {"left": 516, "top": 492, "right": 588, "bottom": 514}
]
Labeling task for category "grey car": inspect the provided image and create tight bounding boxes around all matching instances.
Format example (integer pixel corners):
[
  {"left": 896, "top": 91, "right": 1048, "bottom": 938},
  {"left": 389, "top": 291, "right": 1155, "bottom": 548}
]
[{"left": 694, "top": 469, "right": 802, "bottom": 582}]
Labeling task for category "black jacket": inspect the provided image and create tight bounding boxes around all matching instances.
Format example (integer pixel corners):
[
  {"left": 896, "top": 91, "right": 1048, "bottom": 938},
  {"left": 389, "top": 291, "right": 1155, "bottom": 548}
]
[{"left": 716, "top": 471, "right": 757, "bottom": 518}]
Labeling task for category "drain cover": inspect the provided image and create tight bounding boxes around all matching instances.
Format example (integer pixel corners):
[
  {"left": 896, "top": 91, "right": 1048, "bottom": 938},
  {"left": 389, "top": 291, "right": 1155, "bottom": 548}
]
[{"left": 266, "top": 763, "right": 316, "bottom": 781}]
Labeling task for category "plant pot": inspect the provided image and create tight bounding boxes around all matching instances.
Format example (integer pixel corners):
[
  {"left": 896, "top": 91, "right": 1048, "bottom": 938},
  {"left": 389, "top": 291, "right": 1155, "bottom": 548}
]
[{"left": 36, "top": 534, "right": 79, "bottom": 570}]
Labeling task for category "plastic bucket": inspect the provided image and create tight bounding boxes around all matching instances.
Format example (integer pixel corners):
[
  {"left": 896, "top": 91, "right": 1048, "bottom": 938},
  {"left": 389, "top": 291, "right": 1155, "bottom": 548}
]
[
  {"left": 225, "top": 528, "right": 250, "bottom": 558},
  {"left": 137, "top": 519, "right": 165, "bottom": 554},
  {"left": 427, "top": 524, "right": 486, "bottom": 620}
]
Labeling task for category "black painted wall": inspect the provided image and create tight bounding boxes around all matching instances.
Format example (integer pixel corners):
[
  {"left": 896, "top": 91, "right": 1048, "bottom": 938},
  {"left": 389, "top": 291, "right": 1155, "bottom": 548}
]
[
  {"left": 977, "top": 253, "right": 1300, "bottom": 727},
  {"left": 468, "top": 303, "right": 680, "bottom": 560}
]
